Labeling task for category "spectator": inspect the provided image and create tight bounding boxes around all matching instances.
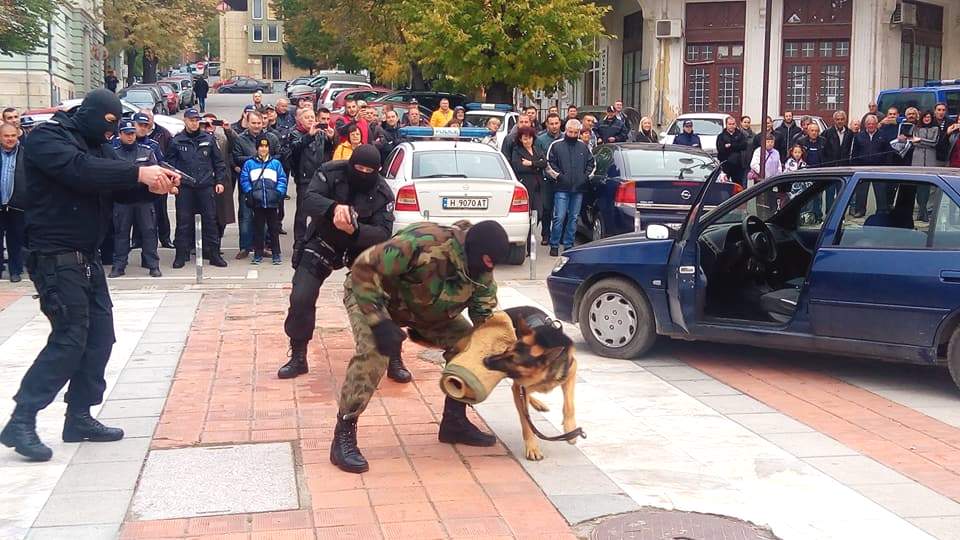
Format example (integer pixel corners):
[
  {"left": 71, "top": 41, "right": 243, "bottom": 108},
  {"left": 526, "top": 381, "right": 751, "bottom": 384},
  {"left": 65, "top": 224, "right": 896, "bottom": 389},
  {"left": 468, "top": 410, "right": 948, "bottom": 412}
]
[
  {"left": 452, "top": 106, "right": 469, "bottom": 127},
  {"left": 673, "top": 120, "right": 701, "bottom": 148},
  {"left": 561, "top": 105, "right": 579, "bottom": 130},
  {"left": 275, "top": 98, "right": 296, "bottom": 132},
  {"left": 535, "top": 113, "right": 562, "bottom": 244},
  {"left": 850, "top": 114, "right": 891, "bottom": 216},
  {"left": 822, "top": 110, "right": 852, "bottom": 167},
  {"left": 634, "top": 116, "right": 658, "bottom": 143},
  {"left": 104, "top": 69, "right": 119, "bottom": 93},
  {"left": 542, "top": 105, "right": 559, "bottom": 131},
  {"left": 850, "top": 118, "right": 860, "bottom": 134},
  {"left": 479, "top": 117, "right": 501, "bottom": 149},
  {"left": 297, "top": 100, "right": 314, "bottom": 112},
  {"left": 401, "top": 103, "right": 429, "bottom": 127},
  {"left": 334, "top": 123, "right": 363, "bottom": 161},
  {"left": 739, "top": 115, "right": 755, "bottom": 172},
  {"left": 2, "top": 108, "right": 21, "bottom": 137},
  {"left": 263, "top": 104, "right": 280, "bottom": 135},
  {"left": 596, "top": 106, "right": 628, "bottom": 144},
  {"left": 750, "top": 132, "right": 781, "bottom": 182},
  {"left": 774, "top": 111, "right": 802, "bottom": 163},
  {"left": 429, "top": 98, "right": 454, "bottom": 128},
  {"left": 945, "top": 120, "right": 960, "bottom": 168},
  {"left": 239, "top": 137, "right": 287, "bottom": 265},
  {"left": 316, "top": 107, "right": 336, "bottom": 162},
  {"left": 613, "top": 99, "right": 631, "bottom": 132},
  {"left": 934, "top": 102, "right": 951, "bottom": 163},
  {"left": 751, "top": 116, "right": 779, "bottom": 152},
  {"left": 0, "top": 123, "right": 26, "bottom": 282},
  {"left": 797, "top": 122, "right": 826, "bottom": 168},
  {"left": 445, "top": 118, "right": 463, "bottom": 129},
  {"left": 716, "top": 115, "right": 748, "bottom": 185},
  {"left": 374, "top": 109, "right": 403, "bottom": 164},
  {"left": 580, "top": 114, "right": 599, "bottom": 150},
  {"left": 509, "top": 125, "right": 546, "bottom": 227},
  {"left": 252, "top": 90, "right": 266, "bottom": 113},
  {"left": 879, "top": 107, "right": 909, "bottom": 166},
  {"left": 860, "top": 101, "right": 879, "bottom": 126},
  {"left": 912, "top": 110, "right": 940, "bottom": 221},
  {"left": 544, "top": 119, "right": 594, "bottom": 256},
  {"left": 784, "top": 144, "right": 806, "bottom": 172},
  {"left": 535, "top": 113, "right": 563, "bottom": 155},
  {"left": 502, "top": 114, "right": 533, "bottom": 160},
  {"left": 335, "top": 98, "right": 368, "bottom": 144},
  {"left": 791, "top": 116, "right": 812, "bottom": 147},
  {"left": 579, "top": 128, "right": 592, "bottom": 146},
  {"left": 232, "top": 111, "right": 279, "bottom": 259},
  {"left": 523, "top": 105, "right": 538, "bottom": 127},
  {"left": 194, "top": 76, "right": 209, "bottom": 112},
  {"left": 202, "top": 113, "right": 237, "bottom": 242},
  {"left": 232, "top": 105, "right": 255, "bottom": 133}
]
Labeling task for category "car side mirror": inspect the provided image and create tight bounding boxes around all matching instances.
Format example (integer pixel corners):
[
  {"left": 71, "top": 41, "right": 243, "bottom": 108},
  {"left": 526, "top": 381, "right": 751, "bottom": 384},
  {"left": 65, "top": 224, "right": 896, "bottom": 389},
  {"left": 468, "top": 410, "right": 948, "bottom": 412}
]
[{"left": 646, "top": 224, "right": 670, "bottom": 240}]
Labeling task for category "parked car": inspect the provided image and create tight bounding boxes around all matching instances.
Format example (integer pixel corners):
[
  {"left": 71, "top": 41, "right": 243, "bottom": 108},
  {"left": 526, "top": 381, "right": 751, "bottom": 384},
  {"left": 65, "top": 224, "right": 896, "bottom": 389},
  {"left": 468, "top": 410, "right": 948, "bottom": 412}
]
[
  {"left": 118, "top": 86, "right": 165, "bottom": 115},
  {"left": 659, "top": 113, "right": 729, "bottom": 155},
  {"left": 463, "top": 103, "right": 520, "bottom": 151},
  {"left": 155, "top": 82, "right": 180, "bottom": 114},
  {"left": 286, "top": 72, "right": 369, "bottom": 103},
  {"left": 212, "top": 75, "right": 242, "bottom": 92},
  {"left": 285, "top": 76, "right": 313, "bottom": 91},
  {"left": 329, "top": 86, "right": 392, "bottom": 111},
  {"left": 878, "top": 80, "right": 960, "bottom": 123},
  {"left": 578, "top": 143, "right": 739, "bottom": 241},
  {"left": 548, "top": 166, "right": 960, "bottom": 389},
  {"left": 316, "top": 81, "right": 377, "bottom": 110},
  {"left": 217, "top": 76, "right": 271, "bottom": 94},
  {"left": 160, "top": 78, "right": 195, "bottom": 109},
  {"left": 23, "top": 99, "right": 184, "bottom": 135},
  {"left": 371, "top": 91, "right": 469, "bottom": 113},
  {"left": 382, "top": 128, "right": 531, "bottom": 264}
]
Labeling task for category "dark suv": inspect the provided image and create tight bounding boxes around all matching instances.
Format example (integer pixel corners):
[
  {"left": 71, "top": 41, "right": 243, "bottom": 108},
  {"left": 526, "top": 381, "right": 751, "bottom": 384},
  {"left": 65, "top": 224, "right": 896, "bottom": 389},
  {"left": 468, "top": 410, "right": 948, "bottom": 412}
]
[{"left": 370, "top": 91, "right": 469, "bottom": 113}]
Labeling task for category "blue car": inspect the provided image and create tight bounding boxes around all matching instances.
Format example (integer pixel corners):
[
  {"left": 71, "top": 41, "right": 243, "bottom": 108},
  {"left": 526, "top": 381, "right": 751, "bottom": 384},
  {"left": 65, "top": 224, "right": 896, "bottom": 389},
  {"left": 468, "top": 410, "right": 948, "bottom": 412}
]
[
  {"left": 548, "top": 166, "right": 960, "bottom": 388},
  {"left": 578, "top": 143, "right": 739, "bottom": 241},
  {"left": 877, "top": 79, "right": 960, "bottom": 123}
]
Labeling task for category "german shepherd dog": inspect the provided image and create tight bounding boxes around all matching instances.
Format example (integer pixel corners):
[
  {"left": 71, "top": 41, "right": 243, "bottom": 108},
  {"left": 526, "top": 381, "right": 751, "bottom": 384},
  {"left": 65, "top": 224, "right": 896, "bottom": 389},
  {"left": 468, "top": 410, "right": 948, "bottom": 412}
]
[{"left": 483, "top": 306, "right": 578, "bottom": 461}]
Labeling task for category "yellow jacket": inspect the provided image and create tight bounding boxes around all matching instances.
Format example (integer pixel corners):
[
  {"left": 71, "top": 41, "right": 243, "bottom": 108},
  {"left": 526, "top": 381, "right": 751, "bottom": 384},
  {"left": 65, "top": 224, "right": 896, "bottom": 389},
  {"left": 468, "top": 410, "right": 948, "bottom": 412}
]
[
  {"left": 429, "top": 109, "right": 454, "bottom": 128},
  {"left": 333, "top": 142, "right": 355, "bottom": 161}
]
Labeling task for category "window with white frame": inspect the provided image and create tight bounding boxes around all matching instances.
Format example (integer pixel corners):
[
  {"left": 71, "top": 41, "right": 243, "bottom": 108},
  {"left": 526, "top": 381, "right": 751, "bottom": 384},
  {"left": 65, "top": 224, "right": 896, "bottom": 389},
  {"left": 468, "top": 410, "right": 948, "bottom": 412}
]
[
  {"left": 267, "top": 24, "right": 278, "bottom": 42},
  {"left": 252, "top": 24, "right": 263, "bottom": 42},
  {"left": 252, "top": 0, "right": 263, "bottom": 19}
]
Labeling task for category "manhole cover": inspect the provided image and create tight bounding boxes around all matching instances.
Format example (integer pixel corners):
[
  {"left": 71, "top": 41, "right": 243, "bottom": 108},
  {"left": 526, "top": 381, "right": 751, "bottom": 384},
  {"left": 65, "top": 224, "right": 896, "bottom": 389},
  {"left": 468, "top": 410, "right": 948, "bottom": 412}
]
[
  {"left": 583, "top": 508, "right": 779, "bottom": 540},
  {"left": 130, "top": 442, "right": 299, "bottom": 520}
]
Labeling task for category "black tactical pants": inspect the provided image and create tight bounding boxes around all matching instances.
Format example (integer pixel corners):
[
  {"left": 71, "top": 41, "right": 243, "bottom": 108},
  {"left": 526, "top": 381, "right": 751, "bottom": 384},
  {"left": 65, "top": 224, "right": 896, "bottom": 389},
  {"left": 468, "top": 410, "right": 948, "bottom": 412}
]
[
  {"left": 13, "top": 254, "right": 115, "bottom": 412},
  {"left": 284, "top": 259, "right": 332, "bottom": 343},
  {"left": 155, "top": 195, "right": 172, "bottom": 244},
  {"left": 113, "top": 202, "right": 159, "bottom": 270},
  {"left": 174, "top": 186, "right": 219, "bottom": 257},
  {"left": 292, "top": 181, "right": 311, "bottom": 249}
]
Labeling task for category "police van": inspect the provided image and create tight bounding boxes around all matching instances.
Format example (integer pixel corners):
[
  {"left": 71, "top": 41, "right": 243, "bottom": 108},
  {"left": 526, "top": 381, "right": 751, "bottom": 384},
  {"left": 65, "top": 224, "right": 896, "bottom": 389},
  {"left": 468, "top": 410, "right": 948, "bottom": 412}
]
[{"left": 877, "top": 79, "right": 960, "bottom": 121}]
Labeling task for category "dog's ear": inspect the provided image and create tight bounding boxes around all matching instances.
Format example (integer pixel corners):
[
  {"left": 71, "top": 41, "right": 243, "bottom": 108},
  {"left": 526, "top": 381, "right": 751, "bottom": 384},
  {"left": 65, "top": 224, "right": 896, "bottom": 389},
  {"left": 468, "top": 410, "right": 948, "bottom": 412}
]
[{"left": 515, "top": 317, "right": 533, "bottom": 337}]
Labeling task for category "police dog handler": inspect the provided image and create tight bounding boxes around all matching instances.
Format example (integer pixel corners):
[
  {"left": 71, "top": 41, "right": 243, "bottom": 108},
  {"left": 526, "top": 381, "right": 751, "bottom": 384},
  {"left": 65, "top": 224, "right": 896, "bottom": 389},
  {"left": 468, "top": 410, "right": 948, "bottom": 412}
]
[{"left": 0, "top": 90, "right": 180, "bottom": 461}]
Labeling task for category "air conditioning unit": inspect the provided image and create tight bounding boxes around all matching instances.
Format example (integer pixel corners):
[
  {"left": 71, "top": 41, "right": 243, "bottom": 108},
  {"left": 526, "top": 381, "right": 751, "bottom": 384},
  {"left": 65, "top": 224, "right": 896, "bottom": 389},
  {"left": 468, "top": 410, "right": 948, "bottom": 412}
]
[
  {"left": 655, "top": 19, "right": 682, "bottom": 39},
  {"left": 891, "top": 2, "right": 917, "bottom": 26},
  {"left": 242, "top": 24, "right": 248, "bottom": 33}
]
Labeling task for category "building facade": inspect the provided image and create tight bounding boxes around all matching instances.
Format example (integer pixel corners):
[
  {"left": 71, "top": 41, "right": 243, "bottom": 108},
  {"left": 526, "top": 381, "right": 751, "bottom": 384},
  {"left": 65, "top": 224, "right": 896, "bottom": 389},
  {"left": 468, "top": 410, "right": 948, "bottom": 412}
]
[
  {"left": 549, "top": 0, "right": 959, "bottom": 128},
  {"left": 0, "top": 0, "right": 107, "bottom": 109},
  {"left": 218, "top": 0, "right": 309, "bottom": 82}
]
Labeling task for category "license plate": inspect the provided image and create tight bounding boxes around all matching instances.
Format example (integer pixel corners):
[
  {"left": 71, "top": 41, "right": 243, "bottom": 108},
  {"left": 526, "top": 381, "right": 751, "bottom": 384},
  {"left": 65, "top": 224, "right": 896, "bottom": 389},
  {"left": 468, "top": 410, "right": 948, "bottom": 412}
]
[{"left": 442, "top": 197, "right": 489, "bottom": 210}]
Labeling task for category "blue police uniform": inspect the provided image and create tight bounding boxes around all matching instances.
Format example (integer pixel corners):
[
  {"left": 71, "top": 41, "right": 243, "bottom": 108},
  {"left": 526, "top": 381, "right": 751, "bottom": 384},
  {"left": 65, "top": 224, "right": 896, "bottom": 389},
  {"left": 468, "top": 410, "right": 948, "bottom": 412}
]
[{"left": 111, "top": 128, "right": 161, "bottom": 275}]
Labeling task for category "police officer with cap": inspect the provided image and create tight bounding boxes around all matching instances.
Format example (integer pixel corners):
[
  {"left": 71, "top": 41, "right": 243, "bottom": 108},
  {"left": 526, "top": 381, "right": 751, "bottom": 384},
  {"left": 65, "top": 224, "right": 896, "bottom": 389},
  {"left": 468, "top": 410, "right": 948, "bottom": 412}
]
[
  {"left": 166, "top": 108, "right": 228, "bottom": 268},
  {"left": 0, "top": 89, "right": 179, "bottom": 461},
  {"left": 110, "top": 120, "right": 162, "bottom": 278},
  {"left": 134, "top": 112, "right": 174, "bottom": 249},
  {"left": 278, "top": 144, "right": 395, "bottom": 379}
]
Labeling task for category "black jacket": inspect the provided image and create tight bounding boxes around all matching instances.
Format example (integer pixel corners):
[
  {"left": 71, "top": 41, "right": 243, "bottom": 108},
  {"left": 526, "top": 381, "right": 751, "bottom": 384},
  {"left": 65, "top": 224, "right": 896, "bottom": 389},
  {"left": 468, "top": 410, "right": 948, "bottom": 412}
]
[
  {"left": 232, "top": 129, "right": 280, "bottom": 170},
  {"left": 796, "top": 136, "right": 827, "bottom": 168},
  {"left": 22, "top": 111, "right": 154, "bottom": 255},
  {"left": 281, "top": 128, "right": 332, "bottom": 184},
  {"left": 166, "top": 130, "right": 226, "bottom": 189},
  {"left": 148, "top": 124, "right": 173, "bottom": 156},
  {"left": 114, "top": 141, "right": 158, "bottom": 168},
  {"left": 193, "top": 78, "right": 209, "bottom": 99},
  {"left": 373, "top": 122, "right": 402, "bottom": 164},
  {"left": 545, "top": 137, "right": 595, "bottom": 193},
  {"left": 716, "top": 128, "right": 748, "bottom": 173},
  {"left": 5, "top": 146, "right": 29, "bottom": 210},
  {"left": 510, "top": 144, "right": 546, "bottom": 214},
  {"left": 851, "top": 130, "right": 892, "bottom": 166},
  {"left": 301, "top": 160, "right": 395, "bottom": 267},
  {"left": 595, "top": 117, "right": 629, "bottom": 143},
  {"left": 822, "top": 126, "right": 853, "bottom": 167},
  {"left": 774, "top": 122, "right": 802, "bottom": 162}
]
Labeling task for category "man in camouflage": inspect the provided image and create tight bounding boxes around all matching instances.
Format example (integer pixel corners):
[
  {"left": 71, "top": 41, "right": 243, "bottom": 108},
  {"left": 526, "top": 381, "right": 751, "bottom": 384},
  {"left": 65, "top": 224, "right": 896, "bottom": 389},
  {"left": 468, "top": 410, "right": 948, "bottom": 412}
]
[{"left": 331, "top": 220, "right": 510, "bottom": 474}]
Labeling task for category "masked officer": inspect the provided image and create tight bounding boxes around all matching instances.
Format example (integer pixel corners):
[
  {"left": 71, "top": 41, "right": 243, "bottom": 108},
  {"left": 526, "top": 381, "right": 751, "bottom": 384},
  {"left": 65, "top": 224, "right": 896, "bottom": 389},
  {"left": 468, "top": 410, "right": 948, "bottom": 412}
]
[
  {"left": 0, "top": 89, "right": 178, "bottom": 461},
  {"left": 110, "top": 120, "right": 161, "bottom": 278},
  {"left": 330, "top": 219, "right": 510, "bottom": 474},
  {"left": 166, "top": 108, "right": 228, "bottom": 268},
  {"left": 278, "top": 145, "right": 395, "bottom": 379}
]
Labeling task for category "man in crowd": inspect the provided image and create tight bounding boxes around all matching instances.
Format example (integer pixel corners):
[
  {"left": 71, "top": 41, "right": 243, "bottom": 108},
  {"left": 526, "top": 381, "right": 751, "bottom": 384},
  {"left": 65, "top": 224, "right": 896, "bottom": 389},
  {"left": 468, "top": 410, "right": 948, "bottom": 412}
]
[
  {"left": 774, "top": 111, "right": 802, "bottom": 163},
  {"left": 613, "top": 99, "right": 631, "bottom": 132},
  {"left": 194, "top": 76, "right": 209, "bottom": 113},
  {"left": 750, "top": 117, "right": 776, "bottom": 151},
  {"left": 166, "top": 109, "right": 228, "bottom": 268},
  {"left": 275, "top": 98, "right": 296, "bottom": 133},
  {"left": 110, "top": 120, "right": 161, "bottom": 278},
  {"left": 522, "top": 105, "right": 538, "bottom": 128},
  {"left": 402, "top": 104, "right": 429, "bottom": 128},
  {"left": 329, "top": 220, "right": 509, "bottom": 473},
  {"left": 581, "top": 114, "right": 599, "bottom": 151},
  {"left": 263, "top": 104, "right": 280, "bottom": 135},
  {"left": 861, "top": 101, "right": 879, "bottom": 126},
  {"left": 282, "top": 106, "right": 336, "bottom": 249},
  {"left": 822, "top": 110, "right": 852, "bottom": 167},
  {"left": 536, "top": 113, "right": 563, "bottom": 244},
  {"left": 935, "top": 102, "right": 953, "bottom": 163},
  {"left": 279, "top": 145, "right": 396, "bottom": 381},
  {"left": 0, "top": 123, "right": 26, "bottom": 282},
  {"left": 595, "top": 106, "right": 628, "bottom": 144},
  {"left": 850, "top": 114, "right": 891, "bottom": 216},
  {"left": 429, "top": 98, "right": 454, "bottom": 128},
  {"left": 252, "top": 90, "right": 266, "bottom": 113},
  {"left": 674, "top": 120, "right": 701, "bottom": 148},
  {"left": 201, "top": 113, "right": 236, "bottom": 245},
  {"left": 797, "top": 122, "right": 825, "bottom": 168},
  {"left": 134, "top": 111, "right": 174, "bottom": 249},
  {"left": 545, "top": 119, "right": 594, "bottom": 257},
  {"left": 374, "top": 109, "right": 402, "bottom": 163},
  {"left": 561, "top": 105, "right": 579, "bottom": 130},
  {"left": 502, "top": 114, "right": 533, "bottom": 160},
  {"left": 336, "top": 98, "right": 368, "bottom": 143},
  {"left": 717, "top": 115, "right": 748, "bottom": 185},
  {"left": 739, "top": 115, "right": 756, "bottom": 176},
  {"left": 104, "top": 70, "right": 119, "bottom": 93},
  {"left": 3, "top": 108, "right": 21, "bottom": 137},
  {"left": 0, "top": 90, "right": 178, "bottom": 461},
  {"left": 232, "top": 111, "right": 279, "bottom": 259}
]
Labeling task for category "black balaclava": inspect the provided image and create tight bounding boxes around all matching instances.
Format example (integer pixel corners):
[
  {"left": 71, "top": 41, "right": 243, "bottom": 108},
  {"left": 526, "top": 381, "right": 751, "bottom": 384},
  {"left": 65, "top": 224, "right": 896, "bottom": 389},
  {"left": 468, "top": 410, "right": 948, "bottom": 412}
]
[
  {"left": 72, "top": 89, "right": 123, "bottom": 145},
  {"left": 347, "top": 144, "right": 382, "bottom": 192},
  {"left": 463, "top": 221, "right": 509, "bottom": 279}
]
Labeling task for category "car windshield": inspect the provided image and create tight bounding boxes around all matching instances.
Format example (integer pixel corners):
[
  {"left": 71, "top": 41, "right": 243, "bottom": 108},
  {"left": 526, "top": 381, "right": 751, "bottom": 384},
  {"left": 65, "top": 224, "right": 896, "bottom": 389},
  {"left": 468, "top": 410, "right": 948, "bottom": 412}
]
[
  {"left": 465, "top": 113, "right": 505, "bottom": 131},
  {"left": 125, "top": 90, "right": 154, "bottom": 103},
  {"left": 622, "top": 149, "right": 717, "bottom": 180},
  {"left": 158, "top": 84, "right": 174, "bottom": 94},
  {"left": 412, "top": 151, "right": 509, "bottom": 180},
  {"left": 666, "top": 118, "right": 724, "bottom": 135},
  {"left": 308, "top": 77, "right": 328, "bottom": 87}
]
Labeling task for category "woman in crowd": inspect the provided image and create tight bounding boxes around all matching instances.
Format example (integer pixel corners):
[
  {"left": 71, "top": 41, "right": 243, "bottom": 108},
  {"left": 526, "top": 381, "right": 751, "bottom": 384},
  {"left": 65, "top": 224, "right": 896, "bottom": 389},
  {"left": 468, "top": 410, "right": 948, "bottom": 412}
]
[
  {"left": 509, "top": 126, "right": 546, "bottom": 228},
  {"left": 634, "top": 116, "right": 658, "bottom": 143},
  {"left": 911, "top": 110, "right": 940, "bottom": 221},
  {"left": 333, "top": 123, "right": 362, "bottom": 160}
]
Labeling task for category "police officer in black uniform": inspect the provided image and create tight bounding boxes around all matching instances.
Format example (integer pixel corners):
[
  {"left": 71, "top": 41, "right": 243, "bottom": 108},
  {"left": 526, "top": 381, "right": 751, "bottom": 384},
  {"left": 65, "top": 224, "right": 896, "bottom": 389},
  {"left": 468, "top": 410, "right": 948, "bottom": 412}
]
[
  {"left": 0, "top": 90, "right": 179, "bottom": 461},
  {"left": 166, "top": 108, "right": 228, "bottom": 268},
  {"left": 110, "top": 120, "right": 162, "bottom": 277},
  {"left": 278, "top": 144, "right": 398, "bottom": 379}
]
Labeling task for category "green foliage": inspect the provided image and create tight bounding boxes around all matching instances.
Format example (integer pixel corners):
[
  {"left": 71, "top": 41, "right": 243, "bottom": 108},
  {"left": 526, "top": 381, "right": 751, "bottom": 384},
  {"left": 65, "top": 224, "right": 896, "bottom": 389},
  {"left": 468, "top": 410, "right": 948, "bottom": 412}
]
[
  {"left": 102, "top": 0, "right": 218, "bottom": 65},
  {"left": 198, "top": 16, "right": 219, "bottom": 60},
  {"left": 0, "top": 0, "right": 57, "bottom": 56},
  {"left": 275, "top": 0, "right": 362, "bottom": 71}
]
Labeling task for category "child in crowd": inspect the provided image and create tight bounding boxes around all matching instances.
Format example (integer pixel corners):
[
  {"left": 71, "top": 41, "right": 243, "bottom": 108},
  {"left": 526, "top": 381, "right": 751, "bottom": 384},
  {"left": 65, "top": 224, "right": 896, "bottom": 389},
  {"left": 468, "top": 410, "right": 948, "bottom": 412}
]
[{"left": 239, "top": 137, "right": 287, "bottom": 265}]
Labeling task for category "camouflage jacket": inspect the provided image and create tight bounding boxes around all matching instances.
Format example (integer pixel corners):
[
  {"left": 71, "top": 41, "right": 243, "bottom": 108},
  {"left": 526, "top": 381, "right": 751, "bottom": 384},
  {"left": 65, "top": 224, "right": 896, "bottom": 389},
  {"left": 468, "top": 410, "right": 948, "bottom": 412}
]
[{"left": 347, "top": 221, "right": 498, "bottom": 328}]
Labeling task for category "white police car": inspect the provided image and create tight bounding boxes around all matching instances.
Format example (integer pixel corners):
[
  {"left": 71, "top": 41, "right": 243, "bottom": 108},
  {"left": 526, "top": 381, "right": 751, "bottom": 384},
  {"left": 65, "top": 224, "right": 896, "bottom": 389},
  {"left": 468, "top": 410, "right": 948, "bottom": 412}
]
[
  {"left": 383, "top": 127, "right": 531, "bottom": 264},
  {"left": 463, "top": 103, "right": 520, "bottom": 152}
]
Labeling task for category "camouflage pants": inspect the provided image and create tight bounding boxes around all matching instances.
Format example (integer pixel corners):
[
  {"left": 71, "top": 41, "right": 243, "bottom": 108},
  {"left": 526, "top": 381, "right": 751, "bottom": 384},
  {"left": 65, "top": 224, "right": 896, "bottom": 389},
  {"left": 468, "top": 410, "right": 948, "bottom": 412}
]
[{"left": 338, "top": 280, "right": 473, "bottom": 419}]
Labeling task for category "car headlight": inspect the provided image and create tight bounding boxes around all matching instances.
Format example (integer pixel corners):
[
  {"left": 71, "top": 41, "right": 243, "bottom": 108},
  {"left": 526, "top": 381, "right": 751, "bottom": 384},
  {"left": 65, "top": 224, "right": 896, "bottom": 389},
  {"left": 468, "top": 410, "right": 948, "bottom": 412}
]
[{"left": 552, "top": 256, "right": 569, "bottom": 274}]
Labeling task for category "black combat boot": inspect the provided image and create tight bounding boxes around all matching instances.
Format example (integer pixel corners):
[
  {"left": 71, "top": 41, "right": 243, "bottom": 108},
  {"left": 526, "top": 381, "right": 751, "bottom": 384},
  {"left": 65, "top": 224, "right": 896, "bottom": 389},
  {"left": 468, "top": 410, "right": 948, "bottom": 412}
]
[
  {"left": 278, "top": 340, "right": 309, "bottom": 379},
  {"left": 172, "top": 252, "right": 188, "bottom": 268},
  {"left": 208, "top": 254, "right": 228, "bottom": 268},
  {"left": 1, "top": 407, "right": 53, "bottom": 461},
  {"left": 438, "top": 396, "right": 496, "bottom": 447},
  {"left": 330, "top": 415, "right": 369, "bottom": 474},
  {"left": 386, "top": 353, "right": 412, "bottom": 383},
  {"left": 62, "top": 407, "right": 124, "bottom": 443}
]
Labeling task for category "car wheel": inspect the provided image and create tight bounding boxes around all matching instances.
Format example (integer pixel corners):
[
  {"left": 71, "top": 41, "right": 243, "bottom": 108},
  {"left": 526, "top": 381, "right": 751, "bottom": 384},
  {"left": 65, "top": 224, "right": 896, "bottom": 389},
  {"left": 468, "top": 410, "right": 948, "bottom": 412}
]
[
  {"left": 507, "top": 243, "right": 526, "bottom": 265},
  {"left": 592, "top": 214, "right": 604, "bottom": 241},
  {"left": 578, "top": 278, "right": 656, "bottom": 359},
  {"left": 948, "top": 328, "right": 960, "bottom": 392}
]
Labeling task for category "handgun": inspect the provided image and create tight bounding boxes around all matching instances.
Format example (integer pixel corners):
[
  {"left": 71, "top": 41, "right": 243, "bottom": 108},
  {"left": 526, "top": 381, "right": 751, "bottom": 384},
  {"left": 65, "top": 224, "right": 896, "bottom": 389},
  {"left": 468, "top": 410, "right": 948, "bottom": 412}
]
[{"left": 159, "top": 161, "right": 198, "bottom": 187}]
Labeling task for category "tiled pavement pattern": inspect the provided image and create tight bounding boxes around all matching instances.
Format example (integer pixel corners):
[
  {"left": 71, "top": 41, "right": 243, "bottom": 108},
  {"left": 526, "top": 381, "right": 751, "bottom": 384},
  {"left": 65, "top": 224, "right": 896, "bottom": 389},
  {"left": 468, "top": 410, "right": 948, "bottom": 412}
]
[{"left": 120, "top": 288, "right": 576, "bottom": 540}]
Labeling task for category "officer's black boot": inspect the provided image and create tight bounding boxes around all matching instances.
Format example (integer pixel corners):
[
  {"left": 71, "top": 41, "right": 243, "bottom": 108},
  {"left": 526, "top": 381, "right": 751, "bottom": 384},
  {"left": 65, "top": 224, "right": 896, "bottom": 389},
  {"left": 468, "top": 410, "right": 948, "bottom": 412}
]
[
  {"left": 208, "top": 254, "right": 228, "bottom": 267},
  {"left": 386, "top": 353, "right": 412, "bottom": 383},
  {"left": 278, "top": 340, "right": 308, "bottom": 379},
  {"left": 438, "top": 396, "right": 496, "bottom": 447},
  {"left": 1, "top": 406, "right": 53, "bottom": 461},
  {"left": 62, "top": 407, "right": 124, "bottom": 443},
  {"left": 330, "top": 415, "right": 369, "bottom": 474},
  {"left": 172, "top": 252, "right": 188, "bottom": 269}
]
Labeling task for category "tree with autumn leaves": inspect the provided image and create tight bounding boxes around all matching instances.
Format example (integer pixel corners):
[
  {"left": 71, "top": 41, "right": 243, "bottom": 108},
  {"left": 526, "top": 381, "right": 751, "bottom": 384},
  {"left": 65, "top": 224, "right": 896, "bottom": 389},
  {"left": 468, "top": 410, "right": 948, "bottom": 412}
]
[{"left": 278, "top": 0, "right": 610, "bottom": 101}]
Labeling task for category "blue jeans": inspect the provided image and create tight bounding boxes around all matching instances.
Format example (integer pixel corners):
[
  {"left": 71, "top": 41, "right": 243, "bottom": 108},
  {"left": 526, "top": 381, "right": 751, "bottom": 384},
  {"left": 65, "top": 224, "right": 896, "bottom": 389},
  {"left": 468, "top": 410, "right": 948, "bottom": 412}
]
[
  {"left": 550, "top": 191, "right": 583, "bottom": 249},
  {"left": 198, "top": 96, "right": 206, "bottom": 112},
  {"left": 238, "top": 198, "right": 253, "bottom": 251}
]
